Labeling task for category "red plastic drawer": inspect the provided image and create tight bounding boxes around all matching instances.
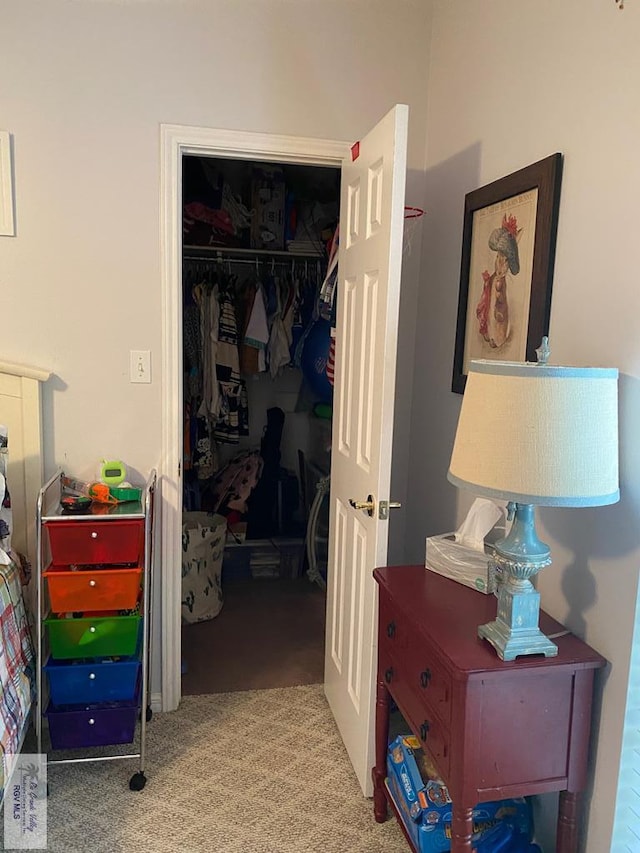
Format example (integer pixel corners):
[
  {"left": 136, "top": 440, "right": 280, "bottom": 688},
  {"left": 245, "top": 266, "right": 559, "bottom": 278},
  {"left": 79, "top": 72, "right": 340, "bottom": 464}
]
[
  {"left": 46, "top": 520, "right": 143, "bottom": 565},
  {"left": 44, "top": 565, "right": 143, "bottom": 613}
]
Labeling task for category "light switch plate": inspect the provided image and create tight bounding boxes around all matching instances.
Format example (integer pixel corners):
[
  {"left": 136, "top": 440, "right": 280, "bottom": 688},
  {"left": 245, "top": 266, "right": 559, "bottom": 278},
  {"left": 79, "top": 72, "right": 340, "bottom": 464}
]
[{"left": 130, "top": 350, "right": 151, "bottom": 383}]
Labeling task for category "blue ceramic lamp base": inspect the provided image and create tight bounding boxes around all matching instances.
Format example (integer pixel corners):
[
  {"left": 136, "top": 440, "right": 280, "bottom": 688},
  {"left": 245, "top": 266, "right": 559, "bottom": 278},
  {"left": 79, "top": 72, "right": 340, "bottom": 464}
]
[
  {"left": 478, "top": 502, "right": 558, "bottom": 662},
  {"left": 478, "top": 585, "right": 558, "bottom": 661}
]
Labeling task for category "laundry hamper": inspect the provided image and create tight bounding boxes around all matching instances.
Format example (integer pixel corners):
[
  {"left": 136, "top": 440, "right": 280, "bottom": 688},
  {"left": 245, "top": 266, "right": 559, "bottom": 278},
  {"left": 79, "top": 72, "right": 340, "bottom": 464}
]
[{"left": 181, "top": 512, "right": 227, "bottom": 624}]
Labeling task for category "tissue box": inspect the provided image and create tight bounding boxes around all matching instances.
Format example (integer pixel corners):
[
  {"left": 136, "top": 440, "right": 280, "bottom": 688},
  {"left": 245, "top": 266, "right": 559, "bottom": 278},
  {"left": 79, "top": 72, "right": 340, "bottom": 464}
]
[{"left": 425, "top": 533, "right": 496, "bottom": 594}]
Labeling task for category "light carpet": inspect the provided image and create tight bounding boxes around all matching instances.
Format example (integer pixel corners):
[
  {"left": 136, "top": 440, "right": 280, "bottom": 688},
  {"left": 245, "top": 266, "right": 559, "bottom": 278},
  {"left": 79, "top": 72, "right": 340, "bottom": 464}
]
[{"left": 31, "top": 685, "right": 408, "bottom": 853}]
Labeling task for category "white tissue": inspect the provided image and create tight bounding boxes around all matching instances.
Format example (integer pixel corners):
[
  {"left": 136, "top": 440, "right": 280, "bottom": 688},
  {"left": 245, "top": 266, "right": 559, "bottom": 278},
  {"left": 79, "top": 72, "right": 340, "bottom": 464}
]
[{"left": 453, "top": 498, "right": 507, "bottom": 551}]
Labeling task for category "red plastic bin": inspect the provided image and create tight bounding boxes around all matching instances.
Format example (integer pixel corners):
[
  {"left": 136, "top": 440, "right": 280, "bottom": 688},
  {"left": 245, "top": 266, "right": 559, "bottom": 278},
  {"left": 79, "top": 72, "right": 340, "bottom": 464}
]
[
  {"left": 44, "top": 565, "right": 143, "bottom": 613},
  {"left": 45, "top": 520, "right": 143, "bottom": 565}
]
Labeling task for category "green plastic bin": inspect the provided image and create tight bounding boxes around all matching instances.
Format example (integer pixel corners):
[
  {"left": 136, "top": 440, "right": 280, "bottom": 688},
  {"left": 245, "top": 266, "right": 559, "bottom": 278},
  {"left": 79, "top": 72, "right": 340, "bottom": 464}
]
[{"left": 44, "top": 613, "right": 141, "bottom": 659}]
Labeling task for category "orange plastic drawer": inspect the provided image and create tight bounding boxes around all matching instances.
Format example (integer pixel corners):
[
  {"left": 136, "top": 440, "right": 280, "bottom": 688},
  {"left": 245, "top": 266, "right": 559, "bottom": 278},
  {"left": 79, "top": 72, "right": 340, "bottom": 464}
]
[
  {"left": 44, "top": 565, "right": 143, "bottom": 613},
  {"left": 45, "top": 520, "right": 143, "bottom": 565}
]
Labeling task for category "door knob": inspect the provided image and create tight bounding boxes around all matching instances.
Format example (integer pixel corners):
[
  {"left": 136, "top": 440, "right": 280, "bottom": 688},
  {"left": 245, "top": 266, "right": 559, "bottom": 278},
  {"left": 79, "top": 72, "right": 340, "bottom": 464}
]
[
  {"left": 378, "top": 500, "right": 402, "bottom": 520},
  {"left": 349, "top": 495, "right": 375, "bottom": 518},
  {"left": 349, "top": 496, "right": 402, "bottom": 519}
]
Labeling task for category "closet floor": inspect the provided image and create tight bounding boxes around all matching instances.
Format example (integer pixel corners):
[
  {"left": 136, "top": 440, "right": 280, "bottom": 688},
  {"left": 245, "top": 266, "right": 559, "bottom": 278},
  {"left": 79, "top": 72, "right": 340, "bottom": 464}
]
[{"left": 181, "top": 577, "right": 326, "bottom": 695}]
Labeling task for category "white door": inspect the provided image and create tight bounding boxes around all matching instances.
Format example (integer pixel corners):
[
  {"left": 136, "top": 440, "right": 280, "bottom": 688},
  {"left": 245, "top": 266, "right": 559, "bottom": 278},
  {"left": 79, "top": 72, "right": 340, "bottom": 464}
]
[{"left": 324, "top": 104, "right": 408, "bottom": 795}]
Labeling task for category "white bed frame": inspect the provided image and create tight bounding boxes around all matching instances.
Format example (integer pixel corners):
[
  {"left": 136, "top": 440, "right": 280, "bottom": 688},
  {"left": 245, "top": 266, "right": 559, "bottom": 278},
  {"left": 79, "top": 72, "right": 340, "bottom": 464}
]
[
  {"left": 0, "top": 359, "right": 51, "bottom": 567},
  {"left": 0, "top": 360, "right": 49, "bottom": 805}
]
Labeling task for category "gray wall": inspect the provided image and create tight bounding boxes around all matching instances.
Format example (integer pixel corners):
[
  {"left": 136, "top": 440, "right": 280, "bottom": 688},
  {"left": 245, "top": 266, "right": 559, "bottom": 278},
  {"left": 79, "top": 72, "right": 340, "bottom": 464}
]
[{"left": 406, "top": 2, "right": 640, "bottom": 850}]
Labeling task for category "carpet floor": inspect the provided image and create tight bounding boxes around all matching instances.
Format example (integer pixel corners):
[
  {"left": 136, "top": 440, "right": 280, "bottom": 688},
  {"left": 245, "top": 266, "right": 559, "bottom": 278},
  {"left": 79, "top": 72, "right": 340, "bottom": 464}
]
[
  {"left": 181, "top": 577, "right": 327, "bottom": 694},
  {"left": 27, "top": 685, "right": 407, "bottom": 853}
]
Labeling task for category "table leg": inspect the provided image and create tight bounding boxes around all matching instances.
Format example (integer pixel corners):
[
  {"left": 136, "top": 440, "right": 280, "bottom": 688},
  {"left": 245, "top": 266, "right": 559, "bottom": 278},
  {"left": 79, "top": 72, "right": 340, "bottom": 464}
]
[
  {"left": 373, "top": 674, "right": 390, "bottom": 823},
  {"left": 556, "top": 790, "right": 581, "bottom": 852},
  {"left": 451, "top": 805, "right": 474, "bottom": 852}
]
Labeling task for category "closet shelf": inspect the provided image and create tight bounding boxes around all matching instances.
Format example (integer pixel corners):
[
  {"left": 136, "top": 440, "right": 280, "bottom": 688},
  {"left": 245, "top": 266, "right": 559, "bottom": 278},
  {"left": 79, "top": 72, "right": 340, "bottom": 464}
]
[{"left": 183, "top": 244, "right": 325, "bottom": 261}]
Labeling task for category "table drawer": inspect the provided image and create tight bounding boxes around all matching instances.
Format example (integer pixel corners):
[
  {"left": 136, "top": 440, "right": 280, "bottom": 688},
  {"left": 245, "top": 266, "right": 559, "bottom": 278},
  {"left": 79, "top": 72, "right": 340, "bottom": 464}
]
[
  {"left": 44, "top": 565, "right": 143, "bottom": 613},
  {"left": 378, "top": 596, "right": 451, "bottom": 726},
  {"left": 378, "top": 596, "right": 408, "bottom": 656},
  {"left": 403, "top": 645, "right": 451, "bottom": 725},
  {"left": 45, "top": 655, "right": 141, "bottom": 705},
  {"left": 393, "top": 677, "right": 450, "bottom": 779},
  {"left": 46, "top": 520, "right": 143, "bottom": 565},
  {"left": 44, "top": 613, "right": 142, "bottom": 659}
]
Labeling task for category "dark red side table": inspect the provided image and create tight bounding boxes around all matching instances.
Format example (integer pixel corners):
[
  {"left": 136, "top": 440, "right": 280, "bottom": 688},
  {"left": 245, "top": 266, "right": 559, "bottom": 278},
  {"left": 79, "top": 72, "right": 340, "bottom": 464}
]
[{"left": 373, "top": 565, "right": 606, "bottom": 853}]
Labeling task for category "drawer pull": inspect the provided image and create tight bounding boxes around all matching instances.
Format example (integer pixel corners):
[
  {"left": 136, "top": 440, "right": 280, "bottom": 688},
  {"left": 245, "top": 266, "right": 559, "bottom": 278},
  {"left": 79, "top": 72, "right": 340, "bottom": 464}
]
[
  {"left": 88, "top": 718, "right": 95, "bottom": 726},
  {"left": 89, "top": 626, "right": 96, "bottom": 633},
  {"left": 420, "top": 721, "right": 430, "bottom": 741},
  {"left": 89, "top": 580, "right": 97, "bottom": 587},
  {"left": 420, "top": 669, "right": 432, "bottom": 688},
  {"left": 89, "top": 673, "right": 96, "bottom": 680},
  {"left": 384, "top": 667, "right": 394, "bottom": 684},
  {"left": 387, "top": 621, "right": 396, "bottom": 639},
  {"left": 91, "top": 532, "right": 98, "bottom": 539}
]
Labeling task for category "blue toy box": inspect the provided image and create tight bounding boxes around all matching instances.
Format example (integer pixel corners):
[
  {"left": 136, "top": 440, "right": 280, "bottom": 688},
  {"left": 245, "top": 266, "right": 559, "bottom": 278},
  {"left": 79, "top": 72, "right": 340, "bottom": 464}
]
[{"left": 386, "top": 735, "right": 536, "bottom": 853}]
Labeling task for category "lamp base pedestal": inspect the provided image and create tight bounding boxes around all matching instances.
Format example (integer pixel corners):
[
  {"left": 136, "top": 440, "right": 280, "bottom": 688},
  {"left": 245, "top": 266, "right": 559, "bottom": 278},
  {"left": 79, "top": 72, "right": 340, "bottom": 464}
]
[{"left": 479, "top": 584, "right": 558, "bottom": 662}]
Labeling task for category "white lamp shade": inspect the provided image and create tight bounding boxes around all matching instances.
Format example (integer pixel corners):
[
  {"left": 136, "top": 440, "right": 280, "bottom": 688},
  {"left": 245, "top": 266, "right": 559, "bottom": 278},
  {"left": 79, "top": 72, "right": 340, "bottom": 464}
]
[{"left": 448, "top": 360, "right": 619, "bottom": 507}]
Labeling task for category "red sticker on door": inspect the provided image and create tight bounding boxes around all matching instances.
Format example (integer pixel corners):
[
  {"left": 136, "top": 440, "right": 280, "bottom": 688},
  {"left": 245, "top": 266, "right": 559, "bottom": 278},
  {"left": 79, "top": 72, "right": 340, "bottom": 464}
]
[{"left": 351, "top": 141, "right": 360, "bottom": 161}]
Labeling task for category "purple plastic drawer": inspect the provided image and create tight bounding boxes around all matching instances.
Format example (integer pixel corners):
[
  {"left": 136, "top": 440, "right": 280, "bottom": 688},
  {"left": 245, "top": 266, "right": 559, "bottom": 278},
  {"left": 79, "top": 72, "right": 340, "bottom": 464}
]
[{"left": 46, "top": 695, "right": 139, "bottom": 750}]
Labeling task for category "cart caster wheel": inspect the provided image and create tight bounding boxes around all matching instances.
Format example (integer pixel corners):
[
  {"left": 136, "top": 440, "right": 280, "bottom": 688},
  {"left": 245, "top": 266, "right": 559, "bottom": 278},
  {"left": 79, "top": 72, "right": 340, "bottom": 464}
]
[
  {"left": 129, "top": 772, "right": 146, "bottom": 791},
  {"left": 146, "top": 706, "right": 153, "bottom": 722}
]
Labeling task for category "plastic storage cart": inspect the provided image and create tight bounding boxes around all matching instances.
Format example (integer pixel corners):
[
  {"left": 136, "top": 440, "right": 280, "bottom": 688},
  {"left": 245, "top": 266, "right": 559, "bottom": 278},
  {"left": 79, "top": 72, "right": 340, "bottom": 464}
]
[{"left": 35, "top": 469, "right": 156, "bottom": 791}]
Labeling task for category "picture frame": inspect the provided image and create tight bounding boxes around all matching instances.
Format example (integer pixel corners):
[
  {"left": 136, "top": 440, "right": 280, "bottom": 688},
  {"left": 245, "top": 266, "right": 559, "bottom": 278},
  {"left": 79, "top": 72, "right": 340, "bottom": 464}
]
[
  {"left": 0, "top": 131, "right": 15, "bottom": 237},
  {"left": 451, "top": 153, "right": 562, "bottom": 394}
]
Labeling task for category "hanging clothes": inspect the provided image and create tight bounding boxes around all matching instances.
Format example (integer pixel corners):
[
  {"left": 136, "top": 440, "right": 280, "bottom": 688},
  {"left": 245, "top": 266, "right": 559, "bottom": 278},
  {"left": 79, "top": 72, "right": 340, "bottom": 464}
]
[
  {"left": 267, "top": 276, "right": 294, "bottom": 378},
  {"left": 196, "top": 282, "right": 222, "bottom": 422},
  {"left": 214, "top": 290, "right": 249, "bottom": 444},
  {"left": 239, "top": 282, "right": 269, "bottom": 374},
  {"left": 181, "top": 253, "right": 325, "bottom": 472},
  {"left": 318, "top": 225, "right": 340, "bottom": 387}
]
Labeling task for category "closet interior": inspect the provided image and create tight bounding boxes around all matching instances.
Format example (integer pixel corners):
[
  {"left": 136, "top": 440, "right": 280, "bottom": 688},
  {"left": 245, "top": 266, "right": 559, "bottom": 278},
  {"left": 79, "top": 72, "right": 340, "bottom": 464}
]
[{"left": 180, "top": 153, "right": 340, "bottom": 694}]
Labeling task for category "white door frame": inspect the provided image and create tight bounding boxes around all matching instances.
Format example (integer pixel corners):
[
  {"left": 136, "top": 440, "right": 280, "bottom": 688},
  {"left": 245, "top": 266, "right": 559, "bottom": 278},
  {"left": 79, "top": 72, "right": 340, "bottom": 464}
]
[{"left": 159, "top": 123, "right": 351, "bottom": 711}]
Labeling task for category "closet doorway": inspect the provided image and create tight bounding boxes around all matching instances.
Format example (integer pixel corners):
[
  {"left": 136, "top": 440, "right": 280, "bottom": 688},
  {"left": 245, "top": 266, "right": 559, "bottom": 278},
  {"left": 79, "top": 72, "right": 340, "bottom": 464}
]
[
  {"left": 160, "top": 125, "right": 350, "bottom": 715},
  {"left": 180, "top": 154, "right": 338, "bottom": 696}
]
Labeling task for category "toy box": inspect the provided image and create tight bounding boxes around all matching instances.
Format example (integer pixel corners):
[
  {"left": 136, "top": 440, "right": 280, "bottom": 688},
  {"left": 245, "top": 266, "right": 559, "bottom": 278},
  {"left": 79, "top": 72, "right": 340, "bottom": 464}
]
[
  {"left": 384, "top": 785, "right": 540, "bottom": 853},
  {"left": 425, "top": 533, "right": 497, "bottom": 594},
  {"left": 386, "top": 735, "right": 533, "bottom": 853},
  {"left": 387, "top": 734, "right": 428, "bottom": 821}
]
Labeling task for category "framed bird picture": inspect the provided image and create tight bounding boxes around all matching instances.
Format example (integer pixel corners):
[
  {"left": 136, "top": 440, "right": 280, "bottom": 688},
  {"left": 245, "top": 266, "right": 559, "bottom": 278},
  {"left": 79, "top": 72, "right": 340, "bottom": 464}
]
[{"left": 452, "top": 153, "right": 563, "bottom": 393}]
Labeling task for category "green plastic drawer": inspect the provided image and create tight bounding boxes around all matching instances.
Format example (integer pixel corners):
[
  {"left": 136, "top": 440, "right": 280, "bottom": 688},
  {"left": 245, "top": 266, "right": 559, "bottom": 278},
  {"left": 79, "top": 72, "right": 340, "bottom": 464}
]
[{"left": 44, "top": 613, "right": 141, "bottom": 660}]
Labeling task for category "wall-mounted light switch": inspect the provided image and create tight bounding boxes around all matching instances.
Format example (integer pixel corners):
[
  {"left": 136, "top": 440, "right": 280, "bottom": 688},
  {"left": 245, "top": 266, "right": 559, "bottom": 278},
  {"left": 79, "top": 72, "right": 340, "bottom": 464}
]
[{"left": 130, "top": 350, "right": 151, "bottom": 383}]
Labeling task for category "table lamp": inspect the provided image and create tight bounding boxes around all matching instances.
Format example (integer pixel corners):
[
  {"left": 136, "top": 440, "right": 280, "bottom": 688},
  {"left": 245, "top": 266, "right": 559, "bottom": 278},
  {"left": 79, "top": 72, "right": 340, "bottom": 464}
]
[{"left": 447, "top": 338, "right": 619, "bottom": 661}]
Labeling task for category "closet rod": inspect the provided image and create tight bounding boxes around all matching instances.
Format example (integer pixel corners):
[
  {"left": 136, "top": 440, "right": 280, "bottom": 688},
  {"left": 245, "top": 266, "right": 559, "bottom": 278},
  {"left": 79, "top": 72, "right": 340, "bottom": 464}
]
[
  {"left": 183, "top": 255, "right": 317, "bottom": 267},
  {"left": 183, "top": 245, "right": 324, "bottom": 260}
]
